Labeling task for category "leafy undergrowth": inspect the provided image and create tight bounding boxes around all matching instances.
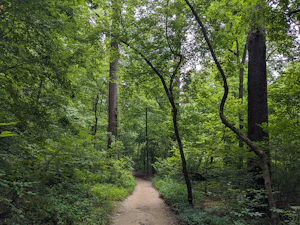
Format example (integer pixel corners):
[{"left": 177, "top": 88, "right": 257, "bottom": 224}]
[
  {"left": 153, "top": 177, "right": 267, "bottom": 225},
  {"left": 0, "top": 145, "right": 136, "bottom": 225},
  {"left": 153, "top": 177, "right": 300, "bottom": 225}
]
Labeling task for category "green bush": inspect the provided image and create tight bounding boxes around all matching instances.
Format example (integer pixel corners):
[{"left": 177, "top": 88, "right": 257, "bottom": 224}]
[
  {"left": 0, "top": 133, "right": 135, "bottom": 225},
  {"left": 153, "top": 177, "right": 243, "bottom": 225},
  {"left": 91, "top": 183, "right": 130, "bottom": 201},
  {"left": 178, "top": 209, "right": 233, "bottom": 225},
  {"left": 153, "top": 177, "right": 187, "bottom": 205},
  {"left": 153, "top": 153, "right": 182, "bottom": 180}
]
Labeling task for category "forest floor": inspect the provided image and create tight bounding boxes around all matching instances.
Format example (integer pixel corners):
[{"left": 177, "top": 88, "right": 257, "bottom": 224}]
[{"left": 111, "top": 172, "right": 178, "bottom": 225}]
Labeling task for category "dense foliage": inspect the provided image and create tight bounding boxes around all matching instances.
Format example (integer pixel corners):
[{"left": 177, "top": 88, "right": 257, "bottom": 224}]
[
  {"left": 0, "top": 1, "right": 135, "bottom": 224},
  {"left": 1, "top": 0, "right": 299, "bottom": 224}
]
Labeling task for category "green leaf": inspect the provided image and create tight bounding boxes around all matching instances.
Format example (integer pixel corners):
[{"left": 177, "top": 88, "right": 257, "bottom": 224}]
[
  {"left": 0, "top": 122, "right": 17, "bottom": 126},
  {"left": 0, "top": 131, "right": 16, "bottom": 137}
]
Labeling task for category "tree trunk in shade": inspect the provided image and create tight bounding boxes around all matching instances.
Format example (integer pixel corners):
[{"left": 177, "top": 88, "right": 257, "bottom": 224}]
[
  {"left": 107, "top": 40, "right": 119, "bottom": 156},
  {"left": 248, "top": 28, "right": 268, "bottom": 145},
  {"left": 247, "top": 27, "right": 269, "bottom": 189}
]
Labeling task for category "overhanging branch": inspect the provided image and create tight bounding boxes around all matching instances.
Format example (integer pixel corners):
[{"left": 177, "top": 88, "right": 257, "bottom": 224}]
[
  {"left": 116, "top": 38, "right": 171, "bottom": 99},
  {"left": 184, "top": 0, "right": 265, "bottom": 157},
  {"left": 286, "top": 8, "right": 300, "bottom": 17}
]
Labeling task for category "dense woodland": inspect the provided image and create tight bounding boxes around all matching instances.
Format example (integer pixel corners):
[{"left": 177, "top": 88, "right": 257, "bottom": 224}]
[{"left": 0, "top": 0, "right": 299, "bottom": 224}]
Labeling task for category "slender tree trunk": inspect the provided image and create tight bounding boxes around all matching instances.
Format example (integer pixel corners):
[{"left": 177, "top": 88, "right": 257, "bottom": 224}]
[
  {"left": 172, "top": 103, "right": 193, "bottom": 205},
  {"left": 146, "top": 107, "right": 149, "bottom": 175},
  {"left": 238, "top": 41, "right": 247, "bottom": 137},
  {"left": 93, "top": 94, "right": 99, "bottom": 149},
  {"left": 93, "top": 94, "right": 99, "bottom": 136},
  {"left": 118, "top": 38, "right": 193, "bottom": 205},
  {"left": 237, "top": 41, "right": 247, "bottom": 169}
]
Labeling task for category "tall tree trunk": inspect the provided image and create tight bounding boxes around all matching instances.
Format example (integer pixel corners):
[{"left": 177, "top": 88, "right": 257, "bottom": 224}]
[
  {"left": 248, "top": 29, "right": 268, "bottom": 145},
  {"left": 246, "top": 7, "right": 278, "bottom": 224},
  {"left": 107, "top": 0, "right": 120, "bottom": 156},
  {"left": 107, "top": 40, "right": 119, "bottom": 154},
  {"left": 247, "top": 20, "right": 269, "bottom": 191}
]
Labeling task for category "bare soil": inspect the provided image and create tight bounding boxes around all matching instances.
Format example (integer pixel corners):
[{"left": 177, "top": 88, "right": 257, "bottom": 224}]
[{"left": 111, "top": 174, "right": 178, "bottom": 225}]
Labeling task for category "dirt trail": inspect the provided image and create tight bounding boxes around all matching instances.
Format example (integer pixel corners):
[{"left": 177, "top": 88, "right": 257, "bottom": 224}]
[{"left": 111, "top": 175, "right": 178, "bottom": 225}]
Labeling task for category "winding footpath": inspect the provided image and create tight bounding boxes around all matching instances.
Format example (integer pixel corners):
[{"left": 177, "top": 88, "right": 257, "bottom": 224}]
[{"left": 111, "top": 174, "right": 178, "bottom": 225}]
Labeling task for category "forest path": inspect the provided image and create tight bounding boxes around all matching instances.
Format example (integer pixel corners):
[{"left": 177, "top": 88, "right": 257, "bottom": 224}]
[{"left": 111, "top": 173, "right": 178, "bottom": 225}]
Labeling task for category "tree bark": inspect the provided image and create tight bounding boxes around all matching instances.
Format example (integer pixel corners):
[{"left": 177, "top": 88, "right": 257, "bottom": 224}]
[
  {"left": 247, "top": 16, "right": 269, "bottom": 193},
  {"left": 107, "top": 40, "right": 119, "bottom": 154},
  {"left": 248, "top": 29, "right": 268, "bottom": 144},
  {"left": 107, "top": 0, "right": 120, "bottom": 157},
  {"left": 172, "top": 105, "right": 193, "bottom": 205}
]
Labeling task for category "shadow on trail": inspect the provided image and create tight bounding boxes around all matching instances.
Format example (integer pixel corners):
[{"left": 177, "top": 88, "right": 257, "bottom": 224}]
[{"left": 132, "top": 171, "right": 146, "bottom": 179}]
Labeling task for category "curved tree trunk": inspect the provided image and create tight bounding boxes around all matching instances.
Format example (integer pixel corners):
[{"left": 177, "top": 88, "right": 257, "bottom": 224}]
[
  {"left": 118, "top": 39, "right": 193, "bottom": 205},
  {"left": 172, "top": 104, "right": 193, "bottom": 205},
  {"left": 184, "top": 1, "right": 279, "bottom": 223}
]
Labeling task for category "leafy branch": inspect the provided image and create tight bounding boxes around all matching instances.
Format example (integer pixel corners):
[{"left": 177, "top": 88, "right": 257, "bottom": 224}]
[{"left": 184, "top": 0, "right": 264, "bottom": 158}]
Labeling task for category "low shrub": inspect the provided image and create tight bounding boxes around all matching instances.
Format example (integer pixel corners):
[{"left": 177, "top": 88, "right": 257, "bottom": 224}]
[
  {"left": 153, "top": 177, "right": 187, "bottom": 205},
  {"left": 153, "top": 177, "right": 243, "bottom": 225},
  {"left": 0, "top": 141, "right": 135, "bottom": 225},
  {"left": 91, "top": 183, "right": 131, "bottom": 201}
]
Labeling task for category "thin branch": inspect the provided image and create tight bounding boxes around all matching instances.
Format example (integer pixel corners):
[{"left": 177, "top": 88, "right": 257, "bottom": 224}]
[
  {"left": 266, "top": 47, "right": 277, "bottom": 62},
  {"left": 117, "top": 38, "right": 171, "bottom": 98},
  {"left": 241, "top": 38, "right": 248, "bottom": 65},
  {"left": 169, "top": 54, "right": 183, "bottom": 100},
  {"left": 164, "top": 0, "right": 183, "bottom": 94},
  {"left": 239, "top": 39, "right": 248, "bottom": 102},
  {"left": 236, "top": 39, "right": 240, "bottom": 61},
  {"left": 93, "top": 94, "right": 99, "bottom": 136},
  {"left": 286, "top": 8, "right": 300, "bottom": 17},
  {"left": 282, "top": 5, "right": 300, "bottom": 29},
  {"left": 228, "top": 48, "right": 238, "bottom": 56}
]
